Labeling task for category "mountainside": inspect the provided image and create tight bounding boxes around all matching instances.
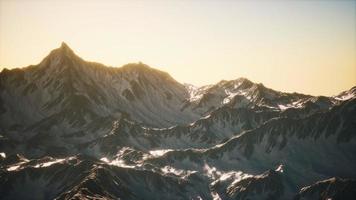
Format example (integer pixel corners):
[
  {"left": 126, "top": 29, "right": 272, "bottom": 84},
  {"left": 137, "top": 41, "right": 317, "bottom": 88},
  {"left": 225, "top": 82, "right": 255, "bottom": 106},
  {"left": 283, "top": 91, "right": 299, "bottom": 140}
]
[
  {"left": 0, "top": 43, "right": 355, "bottom": 200},
  {"left": 0, "top": 43, "right": 199, "bottom": 130}
]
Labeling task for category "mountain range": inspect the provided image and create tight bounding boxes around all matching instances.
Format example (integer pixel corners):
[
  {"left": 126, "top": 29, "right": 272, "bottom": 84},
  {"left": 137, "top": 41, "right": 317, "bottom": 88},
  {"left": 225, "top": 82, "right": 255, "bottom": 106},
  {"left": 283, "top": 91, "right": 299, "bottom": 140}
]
[{"left": 0, "top": 42, "right": 355, "bottom": 200}]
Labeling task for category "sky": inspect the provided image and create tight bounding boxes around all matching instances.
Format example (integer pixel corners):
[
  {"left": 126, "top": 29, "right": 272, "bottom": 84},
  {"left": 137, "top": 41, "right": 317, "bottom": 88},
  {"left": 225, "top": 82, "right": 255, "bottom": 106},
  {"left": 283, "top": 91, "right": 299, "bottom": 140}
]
[{"left": 0, "top": 0, "right": 355, "bottom": 96}]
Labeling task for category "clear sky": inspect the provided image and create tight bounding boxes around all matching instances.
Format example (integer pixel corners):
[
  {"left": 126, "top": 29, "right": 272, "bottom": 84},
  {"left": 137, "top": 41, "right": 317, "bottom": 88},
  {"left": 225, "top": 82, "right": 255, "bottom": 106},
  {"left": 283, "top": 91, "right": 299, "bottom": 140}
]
[{"left": 0, "top": 0, "right": 355, "bottom": 96}]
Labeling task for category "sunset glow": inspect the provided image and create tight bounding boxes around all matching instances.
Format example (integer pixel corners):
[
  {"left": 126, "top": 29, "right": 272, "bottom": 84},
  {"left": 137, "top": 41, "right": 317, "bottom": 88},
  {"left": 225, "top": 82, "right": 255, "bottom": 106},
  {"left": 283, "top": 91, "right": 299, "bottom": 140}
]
[{"left": 0, "top": 0, "right": 355, "bottom": 95}]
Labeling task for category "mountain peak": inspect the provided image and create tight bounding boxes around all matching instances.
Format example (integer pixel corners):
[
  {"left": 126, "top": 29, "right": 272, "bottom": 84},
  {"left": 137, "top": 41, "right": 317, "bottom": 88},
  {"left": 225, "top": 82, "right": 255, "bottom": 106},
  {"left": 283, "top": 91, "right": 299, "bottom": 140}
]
[
  {"left": 35, "top": 42, "right": 84, "bottom": 69},
  {"left": 57, "top": 42, "right": 75, "bottom": 55},
  {"left": 39, "top": 42, "right": 81, "bottom": 67},
  {"left": 60, "top": 42, "right": 70, "bottom": 50}
]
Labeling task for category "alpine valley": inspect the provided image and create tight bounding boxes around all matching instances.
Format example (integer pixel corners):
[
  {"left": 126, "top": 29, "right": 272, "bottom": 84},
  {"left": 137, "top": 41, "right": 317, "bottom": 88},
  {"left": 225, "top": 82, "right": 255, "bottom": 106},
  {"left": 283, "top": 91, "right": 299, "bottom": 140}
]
[{"left": 0, "top": 43, "right": 355, "bottom": 200}]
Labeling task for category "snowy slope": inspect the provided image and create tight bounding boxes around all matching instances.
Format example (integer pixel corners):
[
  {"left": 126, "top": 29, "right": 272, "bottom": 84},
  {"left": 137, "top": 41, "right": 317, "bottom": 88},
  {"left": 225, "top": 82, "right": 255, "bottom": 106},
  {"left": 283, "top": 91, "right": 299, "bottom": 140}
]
[{"left": 0, "top": 43, "right": 355, "bottom": 200}]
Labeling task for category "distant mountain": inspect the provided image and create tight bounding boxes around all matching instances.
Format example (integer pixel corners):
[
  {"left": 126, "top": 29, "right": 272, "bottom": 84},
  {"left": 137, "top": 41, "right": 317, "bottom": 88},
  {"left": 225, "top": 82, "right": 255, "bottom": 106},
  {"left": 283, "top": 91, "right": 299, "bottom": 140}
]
[{"left": 0, "top": 43, "right": 355, "bottom": 200}]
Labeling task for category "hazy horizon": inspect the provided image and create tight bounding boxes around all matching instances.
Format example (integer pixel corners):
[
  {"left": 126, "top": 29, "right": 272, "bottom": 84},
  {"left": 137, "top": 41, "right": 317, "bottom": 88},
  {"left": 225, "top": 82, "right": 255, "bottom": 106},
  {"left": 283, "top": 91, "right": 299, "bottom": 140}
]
[{"left": 1, "top": 0, "right": 355, "bottom": 96}]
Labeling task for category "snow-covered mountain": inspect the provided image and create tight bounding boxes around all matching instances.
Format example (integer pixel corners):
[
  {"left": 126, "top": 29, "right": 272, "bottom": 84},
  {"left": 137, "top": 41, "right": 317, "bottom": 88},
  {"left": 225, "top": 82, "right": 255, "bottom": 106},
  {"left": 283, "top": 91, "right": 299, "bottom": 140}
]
[
  {"left": 0, "top": 43, "right": 355, "bottom": 200},
  {"left": 0, "top": 43, "right": 199, "bottom": 131}
]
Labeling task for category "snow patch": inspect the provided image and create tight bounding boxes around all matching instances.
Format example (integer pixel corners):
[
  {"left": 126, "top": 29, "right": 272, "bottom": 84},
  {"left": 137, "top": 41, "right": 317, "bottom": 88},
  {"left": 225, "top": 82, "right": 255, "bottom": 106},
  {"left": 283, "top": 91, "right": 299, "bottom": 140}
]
[
  {"left": 223, "top": 89, "right": 240, "bottom": 104},
  {"left": 100, "top": 157, "right": 135, "bottom": 168},
  {"left": 335, "top": 93, "right": 355, "bottom": 101},
  {"left": 6, "top": 158, "right": 30, "bottom": 171},
  {"left": 211, "top": 191, "right": 222, "bottom": 200},
  {"left": 160, "top": 165, "right": 196, "bottom": 178},
  {"left": 203, "top": 163, "right": 221, "bottom": 179},
  {"left": 278, "top": 104, "right": 289, "bottom": 110},
  {"left": 278, "top": 100, "right": 304, "bottom": 110},
  {"left": 275, "top": 164, "right": 284, "bottom": 173},
  {"left": 185, "top": 83, "right": 203, "bottom": 102},
  {"left": 33, "top": 158, "right": 66, "bottom": 168},
  {"left": 7, "top": 165, "right": 22, "bottom": 171},
  {"left": 201, "top": 114, "right": 211, "bottom": 119},
  {"left": 0, "top": 152, "right": 6, "bottom": 158},
  {"left": 149, "top": 149, "right": 173, "bottom": 157},
  {"left": 184, "top": 83, "right": 213, "bottom": 102}
]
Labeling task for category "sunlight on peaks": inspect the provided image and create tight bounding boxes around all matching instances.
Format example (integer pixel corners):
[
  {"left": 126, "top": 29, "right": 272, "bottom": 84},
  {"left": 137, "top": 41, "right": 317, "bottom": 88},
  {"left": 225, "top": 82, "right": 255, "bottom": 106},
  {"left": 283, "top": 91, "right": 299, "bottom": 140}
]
[{"left": 0, "top": 0, "right": 355, "bottom": 96}]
